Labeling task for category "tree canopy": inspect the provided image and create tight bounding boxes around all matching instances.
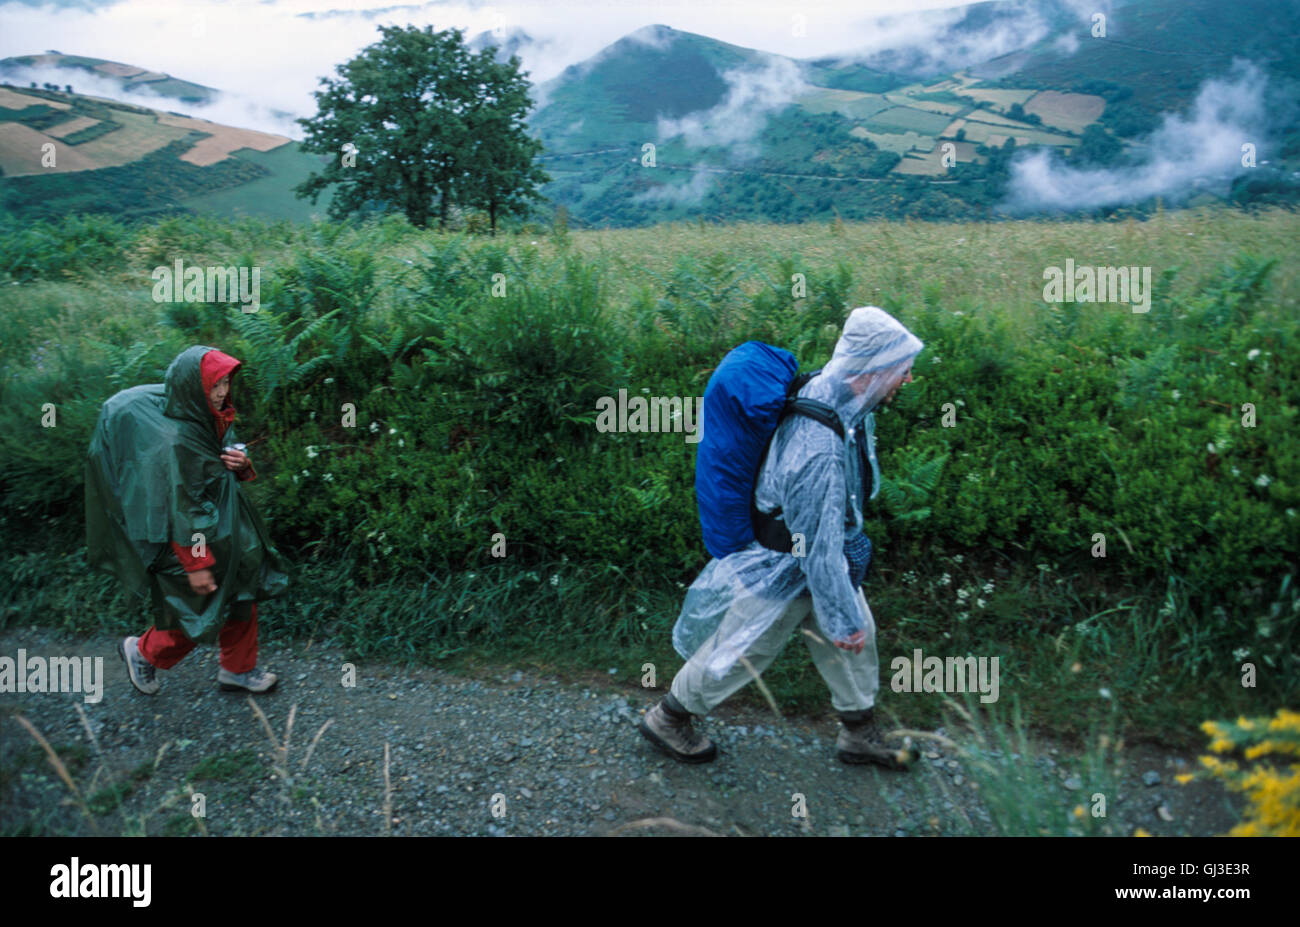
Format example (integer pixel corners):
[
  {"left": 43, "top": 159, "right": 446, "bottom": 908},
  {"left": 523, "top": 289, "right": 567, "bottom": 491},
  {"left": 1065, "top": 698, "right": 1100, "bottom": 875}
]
[{"left": 295, "top": 24, "right": 549, "bottom": 230}]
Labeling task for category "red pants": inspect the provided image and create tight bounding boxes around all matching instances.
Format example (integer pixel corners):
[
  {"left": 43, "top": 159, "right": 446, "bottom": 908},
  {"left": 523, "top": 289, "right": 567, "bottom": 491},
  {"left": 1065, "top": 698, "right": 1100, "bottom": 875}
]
[{"left": 138, "top": 603, "right": 259, "bottom": 674}]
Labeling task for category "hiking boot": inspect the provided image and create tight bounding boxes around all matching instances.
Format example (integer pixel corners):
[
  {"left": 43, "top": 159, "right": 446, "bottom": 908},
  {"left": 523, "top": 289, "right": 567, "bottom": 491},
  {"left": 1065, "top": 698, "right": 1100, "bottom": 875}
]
[
  {"left": 118, "top": 635, "right": 160, "bottom": 695},
  {"left": 637, "top": 694, "right": 717, "bottom": 764},
  {"left": 218, "top": 666, "right": 278, "bottom": 693},
  {"left": 836, "top": 709, "right": 915, "bottom": 770}
]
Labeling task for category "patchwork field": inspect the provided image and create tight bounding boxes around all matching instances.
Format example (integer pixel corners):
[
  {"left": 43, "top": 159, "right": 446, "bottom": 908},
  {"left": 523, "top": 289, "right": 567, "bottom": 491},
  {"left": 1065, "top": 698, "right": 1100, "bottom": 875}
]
[
  {"left": 1023, "top": 90, "right": 1107, "bottom": 132},
  {"left": 157, "top": 113, "right": 289, "bottom": 166}
]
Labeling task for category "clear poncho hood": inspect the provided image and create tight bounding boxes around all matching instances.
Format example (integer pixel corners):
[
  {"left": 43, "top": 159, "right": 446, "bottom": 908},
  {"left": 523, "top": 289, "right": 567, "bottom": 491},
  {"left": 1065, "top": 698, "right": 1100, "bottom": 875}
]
[{"left": 800, "top": 305, "right": 925, "bottom": 430}]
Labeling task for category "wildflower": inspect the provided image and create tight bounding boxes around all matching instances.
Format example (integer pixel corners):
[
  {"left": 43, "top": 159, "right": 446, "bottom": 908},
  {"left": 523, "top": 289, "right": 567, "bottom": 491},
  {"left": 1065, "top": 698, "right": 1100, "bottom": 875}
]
[
  {"left": 389, "top": 427, "right": 398, "bottom": 434},
  {"left": 1233, "top": 647, "right": 1250, "bottom": 661},
  {"left": 1172, "top": 389, "right": 1181, "bottom": 400},
  {"left": 982, "top": 581, "right": 995, "bottom": 594},
  {"left": 550, "top": 574, "right": 559, "bottom": 586},
  {"left": 977, "top": 598, "right": 987, "bottom": 609},
  {"left": 323, "top": 473, "right": 334, "bottom": 482},
  {"left": 369, "top": 422, "right": 379, "bottom": 433},
  {"left": 1175, "top": 773, "right": 1194, "bottom": 785},
  {"left": 1256, "top": 474, "right": 1272, "bottom": 488},
  {"left": 953, "top": 554, "right": 964, "bottom": 564},
  {"left": 957, "top": 611, "right": 970, "bottom": 621},
  {"left": 957, "top": 588, "right": 970, "bottom": 600},
  {"left": 1072, "top": 805, "right": 1085, "bottom": 819},
  {"left": 1099, "top": 687, "right": 1112, "bottom": 699},
  {"left": 1247, "top": 348, "right": 1261, "bottom": 361},
  {"left": 1133, "top": 827, "right": 1151, "bottom": 837},
  {"left": 306, "top": 446, "right": 319, "bottom": 459},
  {"left": 300, "top": 469, "right": 310, "bottom": 478},
  {"left": 324, "top": 377, "right": 335, "bottom": 384},
  {"left": 1207, "top": 442, "right": 1216, "bottom": 454},
  {"left": 1210, "top": 738, "right": 1234, "bottom": 754},
  {"left": 939, "top": 572, "right": 951, "bottom": 586},
  {"left": 1231, "top": 466, "right": 1241, "bottom": 477}
]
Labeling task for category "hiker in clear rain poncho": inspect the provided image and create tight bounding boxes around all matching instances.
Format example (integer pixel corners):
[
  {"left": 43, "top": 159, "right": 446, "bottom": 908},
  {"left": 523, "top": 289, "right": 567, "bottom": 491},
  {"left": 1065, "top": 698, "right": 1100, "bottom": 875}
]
[
  {"left": 85, "top": 345, "right": 289, "bottom": 695},
  {"left": 639, "top": 307, "right": 923, "bottom": 768}
]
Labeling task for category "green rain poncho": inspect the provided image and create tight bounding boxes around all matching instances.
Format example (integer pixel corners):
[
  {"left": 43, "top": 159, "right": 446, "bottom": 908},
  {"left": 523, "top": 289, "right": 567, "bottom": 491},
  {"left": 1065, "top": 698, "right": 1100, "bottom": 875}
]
[{"left": 85, "top": 345, "right": 289, "bottom": 642}]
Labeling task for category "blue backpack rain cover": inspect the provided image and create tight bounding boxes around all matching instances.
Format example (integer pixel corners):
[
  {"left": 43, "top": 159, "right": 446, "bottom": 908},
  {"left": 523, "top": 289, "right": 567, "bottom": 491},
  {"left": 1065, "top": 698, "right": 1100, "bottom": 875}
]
[{"left": 695, "top": 341, "right": 799, "bottom": 560}]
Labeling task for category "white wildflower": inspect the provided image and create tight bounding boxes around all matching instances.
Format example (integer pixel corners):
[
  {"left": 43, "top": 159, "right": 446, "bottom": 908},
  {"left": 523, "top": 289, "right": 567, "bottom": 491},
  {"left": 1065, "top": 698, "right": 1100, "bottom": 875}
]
[
  {"left": 369, "top": 422, "right": 379, "bottom": 433},
  {"left": 323, "top": 473, "right": 334, "bottom": 482},
  {"left": 1098, "top": 688, "right": 1112, "bottom": 700},
  {"left": 1255, "top": 474, "right": 1272, "bottom": 488},
  {"left": 1247, "top": 348, "right": 1261, "bottom": 361},
  {"left": 306, "top": 446, "right": 319, "bottom": 459},
  {"left": 977, "top": 598, "right": 987, "bottom": 609}
]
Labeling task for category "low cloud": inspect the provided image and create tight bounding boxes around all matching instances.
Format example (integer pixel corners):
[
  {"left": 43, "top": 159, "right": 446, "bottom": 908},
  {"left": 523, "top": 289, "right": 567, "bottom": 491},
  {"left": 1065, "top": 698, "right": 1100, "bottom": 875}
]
[
  {"left": 633, "top": 166, "right": 716, "bottom": 205},
  {"left": 1, "top": 64, "right": 303, "bottom": 137},
  {"left": 656, "top": 54, "right": 809, "bottom": 158},
  {"left": 1000, "top": 60, "right": 1273, "bottom": 214}
]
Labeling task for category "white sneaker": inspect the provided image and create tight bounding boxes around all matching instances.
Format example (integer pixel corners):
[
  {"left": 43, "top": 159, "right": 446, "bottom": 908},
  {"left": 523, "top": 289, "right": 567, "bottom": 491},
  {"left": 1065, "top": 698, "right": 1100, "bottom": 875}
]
[
  {"left": 118, "top": 636, "right": 160, "bottom": 695},
  {"left": 218, "top": 666, "right": 278, "bottom": 693}
]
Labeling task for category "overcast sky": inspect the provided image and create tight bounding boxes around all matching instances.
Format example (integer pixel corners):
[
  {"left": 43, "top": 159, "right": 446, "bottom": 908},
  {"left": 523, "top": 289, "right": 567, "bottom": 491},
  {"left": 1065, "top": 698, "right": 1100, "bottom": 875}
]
[{"left": 0, "top": 0, "right": 977, "bottom": 118}]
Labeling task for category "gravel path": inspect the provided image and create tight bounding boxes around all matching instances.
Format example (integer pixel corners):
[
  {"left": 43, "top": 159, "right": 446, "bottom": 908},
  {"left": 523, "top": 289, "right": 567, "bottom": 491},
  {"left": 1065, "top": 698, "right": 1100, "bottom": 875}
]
[{"left": 0, "top": 628, "right": 1241, "bottom": 837}]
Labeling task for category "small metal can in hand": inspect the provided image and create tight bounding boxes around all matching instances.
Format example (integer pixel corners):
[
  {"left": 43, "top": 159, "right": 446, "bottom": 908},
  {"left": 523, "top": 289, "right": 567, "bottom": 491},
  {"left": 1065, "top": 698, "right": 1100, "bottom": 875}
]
[{"left": 223, "top": 442, "right": 247, "bottom": 455}]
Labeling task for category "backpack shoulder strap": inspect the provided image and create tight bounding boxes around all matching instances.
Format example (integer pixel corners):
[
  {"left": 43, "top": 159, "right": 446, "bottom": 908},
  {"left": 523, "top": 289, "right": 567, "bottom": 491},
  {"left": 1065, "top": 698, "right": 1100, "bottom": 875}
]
[{"left": 779, "top": 370, "right": 844, "bottom": 439}]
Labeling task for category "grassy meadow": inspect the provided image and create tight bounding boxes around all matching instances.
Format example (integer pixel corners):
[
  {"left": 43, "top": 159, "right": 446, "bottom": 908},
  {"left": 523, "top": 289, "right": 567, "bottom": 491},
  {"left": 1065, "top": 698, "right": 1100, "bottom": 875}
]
[{"left": 1, "top": 206, "right": 1296, "bottom": 754}]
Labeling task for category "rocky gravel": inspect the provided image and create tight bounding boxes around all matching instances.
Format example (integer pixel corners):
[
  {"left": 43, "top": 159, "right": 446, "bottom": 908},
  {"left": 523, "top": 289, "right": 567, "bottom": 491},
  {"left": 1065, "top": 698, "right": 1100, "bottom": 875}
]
[{"left": 0, "top": 628, "right": 1242, "bottom": 837}]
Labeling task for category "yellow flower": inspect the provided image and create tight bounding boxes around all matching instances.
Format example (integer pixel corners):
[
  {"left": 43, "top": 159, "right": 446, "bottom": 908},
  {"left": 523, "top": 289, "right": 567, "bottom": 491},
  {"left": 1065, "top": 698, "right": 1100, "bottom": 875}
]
[
  {"left": 1175, "top": 773, "right": 1195, "bottom": 785},
  {"left": 1072, "top": 805, "right": 1085, "bottom": 819},
  {"left": 1210, "top": 737, "right": 1235, "bottom": 754},
  {"left": 1133, "top": 827, "right": 1151, "bottom": 837}
]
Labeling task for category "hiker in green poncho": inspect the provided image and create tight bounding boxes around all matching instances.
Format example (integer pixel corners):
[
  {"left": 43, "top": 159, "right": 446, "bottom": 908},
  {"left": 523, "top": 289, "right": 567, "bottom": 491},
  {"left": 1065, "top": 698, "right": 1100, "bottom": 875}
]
[{"left": 85, "top": 345, "right": 289, "bottom": 695}]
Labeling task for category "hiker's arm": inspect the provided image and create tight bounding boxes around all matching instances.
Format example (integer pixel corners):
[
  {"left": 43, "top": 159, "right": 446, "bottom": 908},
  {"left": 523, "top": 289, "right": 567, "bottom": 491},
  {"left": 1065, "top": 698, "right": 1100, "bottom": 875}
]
[{"left": 782, "top": 453, "right": 867, "bottom": 649}]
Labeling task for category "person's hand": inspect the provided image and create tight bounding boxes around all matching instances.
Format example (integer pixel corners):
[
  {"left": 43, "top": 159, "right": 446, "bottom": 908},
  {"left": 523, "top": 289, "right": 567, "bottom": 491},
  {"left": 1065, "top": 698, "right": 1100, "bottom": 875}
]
[
  {"left": 835, "top": 630, "right": 866, "bottom": 654},
  {"left": 220, "top": 449, "right": 251, "bottom": 472},
  {"left": 187, "top": 569, "right": 218, "bottom": 595}
]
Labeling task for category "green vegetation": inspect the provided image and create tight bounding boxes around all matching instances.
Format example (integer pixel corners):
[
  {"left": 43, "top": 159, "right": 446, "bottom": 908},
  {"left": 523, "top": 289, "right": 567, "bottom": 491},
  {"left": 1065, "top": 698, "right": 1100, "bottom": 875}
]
[
  {"left": 295, "top": 25, "right": 548, "bottom": 231},
  {"left": 0, "top": 208, "right": 1295, "bottom": 747}
]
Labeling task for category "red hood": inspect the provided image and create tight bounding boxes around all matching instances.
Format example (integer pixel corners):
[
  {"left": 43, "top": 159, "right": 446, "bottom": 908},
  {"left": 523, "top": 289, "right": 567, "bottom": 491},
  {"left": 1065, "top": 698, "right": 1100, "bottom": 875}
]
[{"left": 201, "top": 349, "right": 242, "bottom": 439}]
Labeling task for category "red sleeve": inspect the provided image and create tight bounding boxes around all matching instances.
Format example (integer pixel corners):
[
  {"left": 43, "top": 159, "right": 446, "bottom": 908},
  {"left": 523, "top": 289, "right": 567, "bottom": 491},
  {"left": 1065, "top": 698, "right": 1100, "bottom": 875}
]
[
  {"left": 236, "top": 461, "right": 257, "bottom": 482},
  {"left": 171, "top": 541, "right": 216, "bottom": 572}
]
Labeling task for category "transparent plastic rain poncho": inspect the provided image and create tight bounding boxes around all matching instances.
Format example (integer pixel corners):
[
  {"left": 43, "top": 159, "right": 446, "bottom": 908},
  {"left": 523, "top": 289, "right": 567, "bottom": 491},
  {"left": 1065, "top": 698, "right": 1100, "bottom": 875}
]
[{"left": 673, "top": 307, "right": 925, "bottom": 679}]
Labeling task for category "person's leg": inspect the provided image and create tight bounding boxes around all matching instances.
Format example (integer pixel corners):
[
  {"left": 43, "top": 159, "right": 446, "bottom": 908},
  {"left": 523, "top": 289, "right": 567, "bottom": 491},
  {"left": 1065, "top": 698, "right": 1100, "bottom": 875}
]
[
  {"left": 216, "top": 602, "right": 277, "bottom": 693},
  {"left": 805, "top": 589, "right": 912, "bottom": 770},
  {"left": 640, "top": 595, "right": 813, "bottom": 763},
  {"left": 801, "top": 587, "right": 879, "bottom": 714},
  {"left": 669, "top": 595, "right": 813, "bottom": 716},
  {"left": 121, "top": 623, "right": 194, "bottom": 695},
  {"left": 217, "top": 601, "right": 258, "bottom": 674},
  {"left": 137, "top": 626, "right": 197, "bottom": 669}
]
